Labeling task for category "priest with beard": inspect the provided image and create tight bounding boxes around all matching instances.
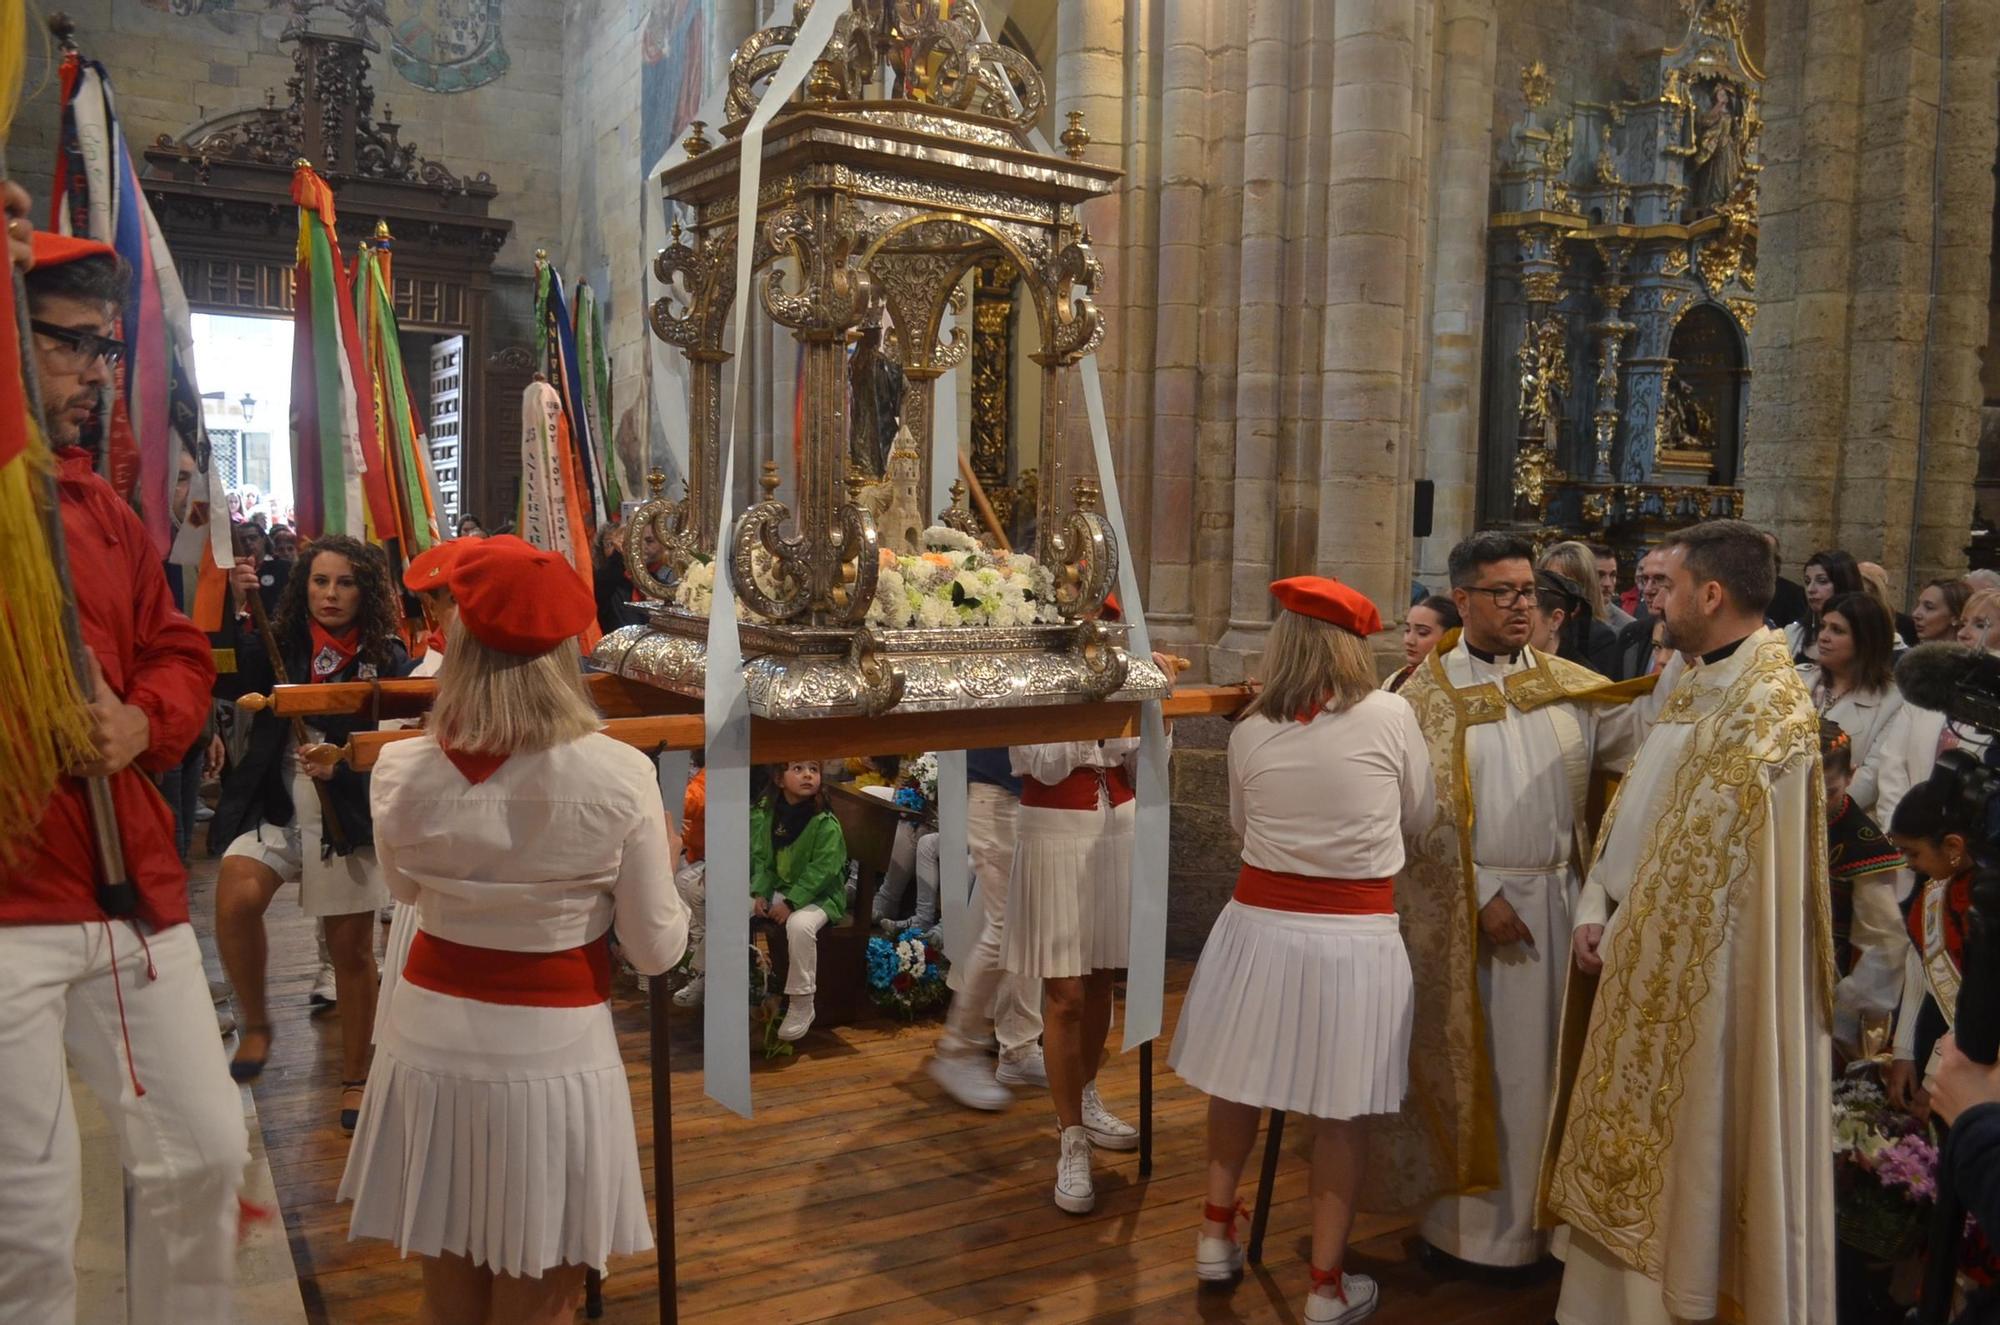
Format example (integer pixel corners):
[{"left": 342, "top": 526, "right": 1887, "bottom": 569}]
[
  {"left": 1543, "top": 518, "right": 1834, "bottom": 1324},
  {"left": 1369, "top": 532, "right": 1670, "bottom": 1277}
]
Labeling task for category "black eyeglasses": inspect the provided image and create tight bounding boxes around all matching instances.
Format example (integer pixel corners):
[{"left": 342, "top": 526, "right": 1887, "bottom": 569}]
[
  {"left": 31, "top": 320, "right": 125, "bottom": 370},
  {"left": 1465, "top": 585, "right": 1539, "bottom": 609}
]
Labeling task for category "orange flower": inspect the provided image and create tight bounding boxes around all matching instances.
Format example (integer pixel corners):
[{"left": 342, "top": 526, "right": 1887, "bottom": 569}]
[
  {"left": 921, "top": 552, "right": 954, "bottom": 568},
  {"left": 879, "top": 547, "right": 899, "bottom": 568}
]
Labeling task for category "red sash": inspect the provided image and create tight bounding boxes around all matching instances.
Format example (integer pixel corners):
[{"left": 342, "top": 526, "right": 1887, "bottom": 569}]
[
  {"left": 1233, "top": 863, "right": 1395, "bottom": 916},
  {"left": 402, "top": 931, "right": 612, "bottom": 1008},
  {"left": 1020, "top": 765, "right": 1135, "bottom": 811}
]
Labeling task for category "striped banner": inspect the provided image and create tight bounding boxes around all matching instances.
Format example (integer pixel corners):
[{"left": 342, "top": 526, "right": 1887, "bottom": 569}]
[
  {"left": 533, "top": 258, "right": 609, "bottom": 529},
  {"left": 518, "top": 377, "right": 601, "bottom": 651},
  {"left": 289, "top": 164, "right": 386, "bottom": 543},
  {"left": 52, "top": 49, "right": 230, "bottom": 577},
  {"left": 354, "top": 238, "right": 442, "bottom": 559},
  {"left": 572, "top": 281, "right": 623, "bottom": 514}
]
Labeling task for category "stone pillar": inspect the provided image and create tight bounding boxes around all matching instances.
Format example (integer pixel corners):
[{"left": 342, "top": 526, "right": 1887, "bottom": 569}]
[
  {"left": 1743, "top": 0, "right": 1998, "bottom": 586},
  {"left": 1214, "top": 0, "right": 1298, "bottom": 668},
  {"left": 1314, "top": 0, "right": 1421, "bottom": 620},
  {"left": 1415, "top": 0, "right": 1498, "bottom": 580},
  {"left": 1140, "top": 2, "right": 1211, "bottom": 653}
]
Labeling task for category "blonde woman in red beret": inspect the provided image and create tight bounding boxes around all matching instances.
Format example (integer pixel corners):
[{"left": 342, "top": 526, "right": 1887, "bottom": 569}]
[
  {"left": 1169, "top": 575, "right": 1436, "bottom": 1324},
  {"left": 1003, "top": 595, "right": 1183, "bottom": 1214},
  {"left": 339, "top": 536, "right": 689, "bottom": 1325}
]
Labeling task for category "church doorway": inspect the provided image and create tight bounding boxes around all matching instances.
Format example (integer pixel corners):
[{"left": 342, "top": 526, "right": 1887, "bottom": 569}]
[{"left": 191, "top": 312, "right": 292, "bottom": 528}]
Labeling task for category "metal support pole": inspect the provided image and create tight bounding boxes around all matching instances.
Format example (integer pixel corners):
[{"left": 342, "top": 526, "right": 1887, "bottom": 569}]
[
  {"left": 1247, "top": 1109, "right": 1286, "bottom": 1265},
  {"left": 1137, "top": 1037, "right": 1153, "bottom": 1179},
  {"left": 650, "top": 979, "right": 678, "bottom": 1325}
]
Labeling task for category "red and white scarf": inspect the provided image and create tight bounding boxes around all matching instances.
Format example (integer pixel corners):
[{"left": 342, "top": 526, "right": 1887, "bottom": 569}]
[{"left": 308, "top": 622, "right": 360, "bottom": 684}]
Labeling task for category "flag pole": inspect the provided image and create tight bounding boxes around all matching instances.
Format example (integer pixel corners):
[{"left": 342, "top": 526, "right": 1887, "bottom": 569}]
[{"left": 4, "top": 142, "right": 135, "bottom": 917}]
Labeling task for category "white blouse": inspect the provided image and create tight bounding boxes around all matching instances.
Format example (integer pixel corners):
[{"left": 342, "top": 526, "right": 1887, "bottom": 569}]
[
  {"left": 1010, "top": 737, "right": 1144, "bottom": 788},
  {"left": 1228, "top": 690, "right": 1437, "bottom": 879},
  {"left": 1801, "top": 670, "right": 1906, "bottom": 810},
  {"left": 369, "top": 732, "right": 689, "bottom": 976}
]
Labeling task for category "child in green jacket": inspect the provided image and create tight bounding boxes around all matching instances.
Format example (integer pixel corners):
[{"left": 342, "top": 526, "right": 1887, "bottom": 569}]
[{"left": 752, "top": 759, "right": 849, "bottom": 1041}]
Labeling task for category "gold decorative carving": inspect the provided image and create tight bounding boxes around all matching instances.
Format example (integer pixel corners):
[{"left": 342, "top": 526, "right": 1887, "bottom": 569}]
[
  {"left": 682, "top": 120, "right": 711, "bottom": 157},
  {"left": 1725, "top": 297, "right": 1757, "bottom": 334},
  {"left": 1522, "top": 60, "right": 1554, "bottom": 109},
  {"left": 1661, "top": 248, "right": 1690, "bottom": 278},
  {"left": 1060, "top": 110, "right": 1090, "bottom": 161},
  {"left": 1517, "top": 313, "right": 1572, "bottom": 446}
]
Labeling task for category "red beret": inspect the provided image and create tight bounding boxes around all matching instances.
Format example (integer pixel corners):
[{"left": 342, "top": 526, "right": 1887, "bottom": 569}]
[
  {"left": 30, "top": 231, "right": 117, "bottom": 270},
  {"left": 447, "top": 535, "right": 595, "bottom": 656},
  {"left": 401, "top": 539, "right": 465, "bottom": 594},
  {"left": 1269, "top": 575, "right": 1382, "bottom": 638}
]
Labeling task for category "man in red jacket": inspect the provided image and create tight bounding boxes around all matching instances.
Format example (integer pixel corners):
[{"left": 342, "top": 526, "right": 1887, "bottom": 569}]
[{"left": 0, "top": 231, "right": 247, "bottom": 1325}]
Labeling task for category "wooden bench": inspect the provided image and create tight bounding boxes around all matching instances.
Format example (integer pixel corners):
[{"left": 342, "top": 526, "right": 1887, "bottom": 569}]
[{"left": 756, "top": 782, "right": 901, "bottom": 1028}]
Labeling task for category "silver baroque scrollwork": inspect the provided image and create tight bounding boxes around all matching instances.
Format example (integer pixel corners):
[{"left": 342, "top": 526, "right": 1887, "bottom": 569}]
[
  {"left": 832, "top": 501, "right": 883, "bottom": 625},
  {"left": 1048, "top": 500, "right": 1118, "bottom": 621},
  {"left": 1045, "top": 238, "right": 1106, "bottom": 362},
  {"left": 649, "top": 231, "right": 701, "bottom": 348},
  {"left": 730, "top": 495, "right": 813, "bottom": 621},
  {"left": 762, "top": 206, "right": 873, "bottom": 333},
  {"left": 626, "top": 475, "right": 697, "bottom": 599}
]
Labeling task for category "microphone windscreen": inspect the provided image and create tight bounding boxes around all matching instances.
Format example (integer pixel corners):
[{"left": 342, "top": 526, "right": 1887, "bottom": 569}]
[{"left": 1895, "top": 641, "right": 1979, "bottom": 713}]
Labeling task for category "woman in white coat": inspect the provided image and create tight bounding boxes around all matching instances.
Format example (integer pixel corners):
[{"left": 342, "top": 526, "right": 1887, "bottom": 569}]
[
  {"left": 341, "top": 536, "right": 688, "bottom": 1325},
  {"left": 1803, "top": 592, "right": 1905, "bottom": 811},
  {"left": 1171, "top": 575, "right": 1436, "bottom": 1325}
]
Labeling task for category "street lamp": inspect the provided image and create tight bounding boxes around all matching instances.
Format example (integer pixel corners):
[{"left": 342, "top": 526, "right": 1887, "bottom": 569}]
[{"left": 239, "top": 392, "right": 257, "bottom": 425}]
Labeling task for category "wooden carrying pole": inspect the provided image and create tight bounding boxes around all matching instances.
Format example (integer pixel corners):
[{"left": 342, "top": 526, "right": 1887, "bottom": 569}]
[{"left": 322, "top": 685, "right": 1255, "bottom": 771}]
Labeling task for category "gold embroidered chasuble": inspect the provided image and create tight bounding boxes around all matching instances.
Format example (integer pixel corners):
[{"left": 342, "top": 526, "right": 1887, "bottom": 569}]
[
  {"left": 1362, "top": 633, "right": 1655, "bottom": 1214},
  {"left": 1541, "top": 628, "right": 1836, "bottom": 1324}
]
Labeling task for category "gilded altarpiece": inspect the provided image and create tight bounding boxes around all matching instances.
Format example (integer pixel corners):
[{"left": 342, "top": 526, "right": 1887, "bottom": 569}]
[{"left": 1482, "top": 0, "right": 1760, "bottom": 563}]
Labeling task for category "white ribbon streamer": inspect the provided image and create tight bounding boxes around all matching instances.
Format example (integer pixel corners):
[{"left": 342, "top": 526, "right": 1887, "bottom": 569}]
[
  {"left": 929, "top": 351, "right": 971, "bottom": 962},
  {"left": 699, "top": 0, "right": 849, "bottom": 1119},
  {"left": 963, "top": 8, "right": 1174, "bottom": 1048}
]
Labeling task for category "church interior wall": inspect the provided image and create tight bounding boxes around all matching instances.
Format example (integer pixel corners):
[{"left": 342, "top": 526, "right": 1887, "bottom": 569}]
[{"left": 12, "top": 0, "right": 566, "bottom": 280}]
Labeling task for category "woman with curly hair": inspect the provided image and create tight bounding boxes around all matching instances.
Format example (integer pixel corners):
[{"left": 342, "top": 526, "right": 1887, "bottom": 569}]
[{"left": 212, "top": 534, "right": 412, "bottom": 1130}]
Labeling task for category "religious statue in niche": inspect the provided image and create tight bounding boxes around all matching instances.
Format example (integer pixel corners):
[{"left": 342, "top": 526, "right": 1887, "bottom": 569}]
[
  {"left": 1659, "top": 372, "right": 1717, "bottom": 458},
  {"left": 854, "top": 422, "right": 927, "bottom": 557},
  {"left": 1690, "top": 81, "right": 1746, "bottom": 216},
  {"left": 1517, "top": 315, "right": 1571, "bottom": 448},
  {"left": 847, "top": 307, "right": 907, "bottom": 478}
]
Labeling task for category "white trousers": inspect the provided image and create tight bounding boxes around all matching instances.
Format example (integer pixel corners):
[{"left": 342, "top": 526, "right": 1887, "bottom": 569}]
[
  {"left": 1421, "top": 863, "right": 1572, "bottom": 1267},
  {"left": 780, "top": 905, "right": 830, "bottom": 997},
  {"left": 943, "top": 784, "right": 1044, "bottom": 1060},
  {"left": 0, "top": 921, "right": 248, "bottom": 1325}
]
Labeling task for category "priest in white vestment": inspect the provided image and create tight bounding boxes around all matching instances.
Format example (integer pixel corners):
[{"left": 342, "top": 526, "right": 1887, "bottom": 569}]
[
  {"left": 1544, "top": 519, "right": 1834, "bottom": 1325},
  {"left": 1377, "top": 534, "right": 1670, "bottom": 1271}
]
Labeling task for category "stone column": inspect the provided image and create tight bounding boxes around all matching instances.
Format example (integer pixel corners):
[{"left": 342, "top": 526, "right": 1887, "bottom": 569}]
[
  {"left": 1743, "top": 0, "right": 1998, "bottom": 585},
  {"left": 1315, "top": 0, "right": 1421, "bottom": 619},
  {"left": 1140, "top": 1, "right": 1211, "bottom": 653},
  {"left": 1214, "top": 0, "right": 1297, "bottom": 669},
  {"left": 1415, "top": 0, "right": 1498, "bottom": 580}
]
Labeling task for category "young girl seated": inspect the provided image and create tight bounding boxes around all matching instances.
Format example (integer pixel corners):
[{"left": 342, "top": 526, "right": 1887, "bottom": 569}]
[
  {"left": 1886, "top": 778, "right": 1976, "bottom": 1120},
  {"left": 752, "top": 760, "right": 849, "bottom": 1041}
]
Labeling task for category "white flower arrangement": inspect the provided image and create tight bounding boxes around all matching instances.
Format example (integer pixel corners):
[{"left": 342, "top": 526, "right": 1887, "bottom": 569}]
[
  {"left": 905, "top": 751, "right": 940, "bottom": 802},
  {"left": 671, "top": 528, "right": 1067, "bottom": 632}
]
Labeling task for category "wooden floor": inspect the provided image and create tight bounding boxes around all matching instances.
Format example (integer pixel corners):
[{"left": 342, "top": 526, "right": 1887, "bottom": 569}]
[{"left": 193, "top": 857, "right": 1560, "bottom": 1324}]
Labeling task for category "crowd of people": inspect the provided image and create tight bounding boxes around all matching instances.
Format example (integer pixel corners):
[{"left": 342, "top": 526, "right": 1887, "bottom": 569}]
[{"left": 10, "top": 207, "right": 2000, "bottom": 1325}]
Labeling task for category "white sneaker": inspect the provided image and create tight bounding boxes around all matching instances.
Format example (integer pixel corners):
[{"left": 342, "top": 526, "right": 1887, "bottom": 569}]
[
  {"left": 309, "top": 962, "right": 337, "bottom": 1009},
  {"left": 995, "top": 1045, "right": 1050, "bottom": 1087},
  {"left": 1304, "top": 1271, "right": 1378, "bottom": 1324},
  {"left": 1080, "top": 1082, "right": 1138, "bottom": 1151},
  {"left": 1195, "top": 1231, "right": 1244, "bottom": 1284},
  {"left": 1053, "top": 1125, "right": 1095, "bottom": 1214},
  {"left": 672, "top": 974, "right": 704, "bottom": 1008},
  {"left": 927, "top": 1052, "right": 1013, "bottom": 1111},
  {"left": 777, "top": 995, "right": 815, "bottom": 1042}
]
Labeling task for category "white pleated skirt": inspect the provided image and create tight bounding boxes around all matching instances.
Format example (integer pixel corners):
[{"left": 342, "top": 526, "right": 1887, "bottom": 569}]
[
  {"left": 371, "top": 901, "right": 419, "bottom": 1044},
  {"left": 1002, "top": 798, "right": 1135, "bottom": 979},
  {"left": 338, "top": 981, "right": 652, "bottom": 1276},
  {"left": 1168, "top": 901, "right": 1413, "bottom": 1120}
]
